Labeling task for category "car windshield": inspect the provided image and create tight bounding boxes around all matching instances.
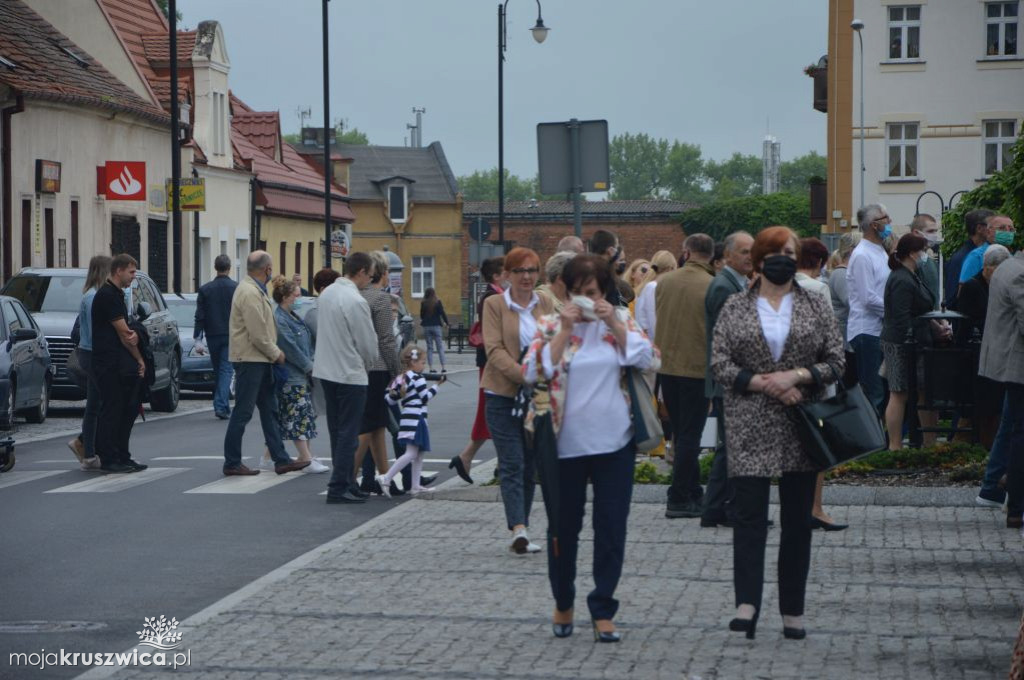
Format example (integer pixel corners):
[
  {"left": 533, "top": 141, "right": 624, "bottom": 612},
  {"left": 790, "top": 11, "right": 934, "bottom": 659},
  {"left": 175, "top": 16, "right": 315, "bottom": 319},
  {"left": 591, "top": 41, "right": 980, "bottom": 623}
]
[
  {"left": 164, "top": 298, "right": 196, "bottom": 328},
  {"left": 1, "top": 275, "right": 85, "bottom": 313}
]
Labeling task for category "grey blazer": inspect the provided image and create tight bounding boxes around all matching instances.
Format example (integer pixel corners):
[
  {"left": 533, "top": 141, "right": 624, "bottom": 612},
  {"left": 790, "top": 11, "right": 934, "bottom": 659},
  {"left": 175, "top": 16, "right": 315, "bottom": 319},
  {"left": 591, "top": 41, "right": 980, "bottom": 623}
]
[
  {"left": 704, "top": 267, "right": 746, "bottom": 398},
  {"left": 979, "top": 251, "right": 1024, "bottom": 385}
]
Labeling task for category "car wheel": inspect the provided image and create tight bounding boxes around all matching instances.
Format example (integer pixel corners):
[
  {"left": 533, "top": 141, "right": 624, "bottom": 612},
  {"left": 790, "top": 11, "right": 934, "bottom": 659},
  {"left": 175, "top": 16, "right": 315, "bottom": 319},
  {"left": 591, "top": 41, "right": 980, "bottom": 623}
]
[
  {"left": 24, "top": 378, "right": 48, "bottom": 424},
  {"left": 149, "top": 353, "right": 180, "bottom": 412}
]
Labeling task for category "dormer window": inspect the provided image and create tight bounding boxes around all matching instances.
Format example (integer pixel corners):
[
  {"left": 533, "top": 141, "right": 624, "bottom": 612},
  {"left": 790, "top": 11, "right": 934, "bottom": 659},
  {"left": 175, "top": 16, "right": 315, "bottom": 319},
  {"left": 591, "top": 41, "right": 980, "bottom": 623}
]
[{"left": 388, "top": 185, "right": 407, "bottom": 222}]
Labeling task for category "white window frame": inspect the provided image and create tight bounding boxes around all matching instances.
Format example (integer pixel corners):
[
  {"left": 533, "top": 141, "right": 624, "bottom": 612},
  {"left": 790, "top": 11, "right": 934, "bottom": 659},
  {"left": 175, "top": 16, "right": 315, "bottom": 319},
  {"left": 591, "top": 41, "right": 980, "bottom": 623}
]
[
  {"left": 885, "top": 122, "right": 920, "bottom": 180},
  {"left": 388, "top": 184, "right": 408, "bottom": 223},
  {"left": 985, "top": 1, "right": 1019, "bottom": 57},
  {"left": 411, "top": 255, "right": 434, "bottom": 299},
  {"left": 887, "top": 6, "right": 922, "bottom": 61},
  {"left": 983, "top": 119, "right": 1018, "bottom": 176}
]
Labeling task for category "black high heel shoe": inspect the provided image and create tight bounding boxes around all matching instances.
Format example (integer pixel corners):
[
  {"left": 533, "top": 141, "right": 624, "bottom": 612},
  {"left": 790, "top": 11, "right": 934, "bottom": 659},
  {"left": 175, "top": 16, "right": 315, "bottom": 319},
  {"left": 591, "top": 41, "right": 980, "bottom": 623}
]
[
  {"left": 592, "top": 620, "right": 621, "bottom": 643},
  {"left": 783, "top": 626, "right": 806, "bottom": 640},
  {"left": 552, "top": 609, "right": 573, "bottom": 638},
  {"left": 448, "top": 456, "right": 474, "bottom": 484},
  {"left": 810, "top": 516, "right": 848, "bottom": 531},
  {"left": 729, "top": 610, "right": 759, "bottom": 640}
]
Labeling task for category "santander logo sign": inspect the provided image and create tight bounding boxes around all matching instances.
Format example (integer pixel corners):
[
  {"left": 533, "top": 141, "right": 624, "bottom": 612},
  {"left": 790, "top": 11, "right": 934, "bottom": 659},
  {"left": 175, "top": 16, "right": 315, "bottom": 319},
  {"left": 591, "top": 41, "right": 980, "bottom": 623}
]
[{"left": 101, "top": 161, "right": 146, "bottom": 201}]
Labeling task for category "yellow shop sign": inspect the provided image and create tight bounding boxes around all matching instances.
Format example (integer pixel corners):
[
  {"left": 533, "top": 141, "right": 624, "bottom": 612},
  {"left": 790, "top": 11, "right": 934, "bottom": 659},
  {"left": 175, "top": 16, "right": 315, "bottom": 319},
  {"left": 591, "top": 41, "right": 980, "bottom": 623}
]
[{"left": 166, "top": 178, "right": 206, "bottom": 211}]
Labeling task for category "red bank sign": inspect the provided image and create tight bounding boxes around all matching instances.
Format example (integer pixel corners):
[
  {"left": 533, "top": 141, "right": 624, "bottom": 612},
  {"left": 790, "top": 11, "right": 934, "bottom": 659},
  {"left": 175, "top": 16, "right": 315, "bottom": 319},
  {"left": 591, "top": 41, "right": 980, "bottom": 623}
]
[{"left": 98, "top": 161, "right": 146, "bottom": 201}]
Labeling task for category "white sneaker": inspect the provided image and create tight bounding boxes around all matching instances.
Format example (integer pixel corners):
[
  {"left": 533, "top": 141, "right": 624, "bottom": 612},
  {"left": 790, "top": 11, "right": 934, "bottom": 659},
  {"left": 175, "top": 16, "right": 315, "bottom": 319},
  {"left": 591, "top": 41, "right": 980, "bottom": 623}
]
[
  {"left": 302, "top": 459, "right": 330, "bottom": 474},
  {"left": 525, "top": 541, "right": 542, "bottom": 554},
  {"left": 80, "top": 456, "right": 102, "bottom": 471},
  {"left": 510, "top": 527, "right": 529, "bottom": 554},
  {"left": 375, "top": 474, "right": 392, "bottom": 498},
  {"left": 409, "top": 486, "right": 436, "bottom": 496},
  {"left": 975, "top": 495, "right": 1005, "bottom": 509},
  {"left": 258, "top": 453, "right": 273, "bottom": 470}
]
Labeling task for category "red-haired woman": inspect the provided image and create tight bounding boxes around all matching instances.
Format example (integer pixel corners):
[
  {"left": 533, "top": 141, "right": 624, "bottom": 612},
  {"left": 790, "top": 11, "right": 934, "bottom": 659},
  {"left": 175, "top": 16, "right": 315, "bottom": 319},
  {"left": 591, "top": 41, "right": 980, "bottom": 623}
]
[
  {"left": 711, "top": 226, "right": 844, "bottom": 640},
  {"left": 482, "top": 248, "right": 553, "bottom": 554}
]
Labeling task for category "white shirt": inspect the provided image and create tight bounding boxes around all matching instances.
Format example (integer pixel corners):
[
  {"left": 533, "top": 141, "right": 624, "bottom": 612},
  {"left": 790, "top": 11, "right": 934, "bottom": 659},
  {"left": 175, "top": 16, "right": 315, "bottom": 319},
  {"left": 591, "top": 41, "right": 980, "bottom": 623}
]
[
  {"left": 550, "top": 315, "right": 654, "bottom": 459},
  {"left": 635, "top": 280, "right": 657, "bottom": 337},
  {"left": 757, "top": 293, "right": 793, "bottom": 362},
  {"left": 503, "top": 288, "right": 539, "bottom": 352},
  {"left": 794, "top": 272, "right": 832, "bottom": 309},
  {"left": 846, "top": 239, "right": 890, "bottom": 340}
]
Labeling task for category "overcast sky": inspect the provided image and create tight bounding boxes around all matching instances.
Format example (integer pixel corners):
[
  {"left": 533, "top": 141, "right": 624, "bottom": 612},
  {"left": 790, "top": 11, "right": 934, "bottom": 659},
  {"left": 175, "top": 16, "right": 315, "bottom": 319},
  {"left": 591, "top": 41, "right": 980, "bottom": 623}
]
[{"left": 178, "top": 0, "right": 829, "bottom": 181}]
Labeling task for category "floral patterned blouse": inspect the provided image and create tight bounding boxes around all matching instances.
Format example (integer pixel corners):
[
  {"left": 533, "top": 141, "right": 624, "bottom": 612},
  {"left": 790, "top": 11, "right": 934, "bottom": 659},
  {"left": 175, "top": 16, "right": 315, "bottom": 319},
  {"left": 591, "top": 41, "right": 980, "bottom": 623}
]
[{"left": 521, "top": 309, "right": 660, "bottom": 458}]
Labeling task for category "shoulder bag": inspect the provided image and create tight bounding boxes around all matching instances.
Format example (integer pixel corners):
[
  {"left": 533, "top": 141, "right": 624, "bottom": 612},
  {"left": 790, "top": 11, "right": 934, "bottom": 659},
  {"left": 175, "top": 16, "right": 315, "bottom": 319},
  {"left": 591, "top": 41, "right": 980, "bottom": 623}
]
[
  {"left": 626, "top": 368, "right": 664, "bottom": 452},
  {"left": 792, "top": 368, "right": 885, "bottom": 470}
]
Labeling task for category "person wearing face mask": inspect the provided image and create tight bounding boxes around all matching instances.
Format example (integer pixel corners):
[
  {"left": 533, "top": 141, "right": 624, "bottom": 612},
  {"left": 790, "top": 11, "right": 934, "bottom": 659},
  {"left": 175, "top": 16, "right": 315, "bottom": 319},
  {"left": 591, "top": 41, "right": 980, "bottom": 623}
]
[
  {"left": 522, "top": 254, "right": 657, "bottom": 642},
  {"left": 589, "top": 229, "right": 627, "bottom": 306},
  {"left": 958, "top": 215, "right": 1016, "bottom": 287},
  {"left": 880, "top": 234, "right": 948, "bottom": 451},
  {"left": 945, "top": 209, "right": 995, "bottom": 309},
  {"left": 222, "top": 251, "right": 310, "bottom": 477},
  {"left": 711, "top": 226, "right": 844, "bottom": 641},
  {"left": 910, "top": 214, "right": 941, "bottom": 308},
  {"left": 846, "top": 204, "right": 895, "bottom": 416}
]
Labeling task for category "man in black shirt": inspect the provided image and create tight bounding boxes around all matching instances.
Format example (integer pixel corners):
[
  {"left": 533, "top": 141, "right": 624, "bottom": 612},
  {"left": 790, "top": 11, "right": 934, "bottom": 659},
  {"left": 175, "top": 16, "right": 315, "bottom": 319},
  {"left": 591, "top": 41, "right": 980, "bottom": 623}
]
[
  {"left": 194, "top": 254, "right": 237, "bottom": 419},
  {"left": 91, "top": 254, "right": 147, "bottom": 473},
  {"left": 589, "top": 229, "right": 627, "bottom": 306}
]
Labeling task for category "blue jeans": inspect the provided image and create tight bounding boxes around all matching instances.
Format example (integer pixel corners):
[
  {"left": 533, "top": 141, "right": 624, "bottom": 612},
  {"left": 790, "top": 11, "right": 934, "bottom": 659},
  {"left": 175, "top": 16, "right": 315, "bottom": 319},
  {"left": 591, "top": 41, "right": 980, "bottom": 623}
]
[
  {"left": 423, "top": 326, "right": 446, "bottom": 369},
  {"left": 980, "top": 393, "right": 1011, "bottom": 501},
  {"left": 323, "top": 380, "right": 367, "bottom": 499},
  {"left": 1004, "top": 384, "right": 1024, "bottom": 517},
  {"left": 851, "top": 334, "right": 884, "bottom": 416},
  {"left": 548, "top": 443, "right": 635, "bottom": 620},
  {"left": 207, "top": 335, "right": 233, "bottom": 416},
  {"left": 77, "top": 349, "right": 101, "bottom": 457},
  {"left": 223, "top": 362, "right": 290, "bottom": 470},
  {"left": 485, "top": 394, "right": 536, "bottom": 530}
]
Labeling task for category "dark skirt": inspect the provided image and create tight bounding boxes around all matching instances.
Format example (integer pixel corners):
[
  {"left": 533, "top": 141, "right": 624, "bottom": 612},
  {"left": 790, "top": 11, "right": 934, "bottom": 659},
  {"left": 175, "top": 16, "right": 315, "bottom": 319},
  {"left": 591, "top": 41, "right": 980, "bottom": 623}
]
[{"left": 359, "top": 370, "right": 390, "bottom": 434}]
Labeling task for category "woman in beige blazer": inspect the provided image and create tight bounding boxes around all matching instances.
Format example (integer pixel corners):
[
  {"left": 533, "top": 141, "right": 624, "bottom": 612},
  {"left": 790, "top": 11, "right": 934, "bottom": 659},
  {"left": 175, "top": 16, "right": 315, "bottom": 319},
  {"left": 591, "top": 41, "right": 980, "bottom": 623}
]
[{"left": 482, "top": 247, "right": 553, "bottom": 554}]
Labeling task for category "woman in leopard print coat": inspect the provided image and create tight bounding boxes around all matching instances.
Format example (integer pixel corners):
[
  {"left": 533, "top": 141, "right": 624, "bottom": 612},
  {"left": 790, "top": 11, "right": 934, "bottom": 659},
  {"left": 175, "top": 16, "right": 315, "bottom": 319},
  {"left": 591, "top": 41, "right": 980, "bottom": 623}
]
[{"left": 710, "top": 226, "right": 845, "bottom": 640}]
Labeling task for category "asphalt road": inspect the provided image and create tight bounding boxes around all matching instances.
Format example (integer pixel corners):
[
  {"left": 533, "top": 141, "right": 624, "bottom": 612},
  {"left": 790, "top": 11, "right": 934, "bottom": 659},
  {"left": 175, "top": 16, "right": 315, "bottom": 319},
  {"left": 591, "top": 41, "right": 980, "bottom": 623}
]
[{"left": 0, "top": 371, "right": 491, "bottom": 679}]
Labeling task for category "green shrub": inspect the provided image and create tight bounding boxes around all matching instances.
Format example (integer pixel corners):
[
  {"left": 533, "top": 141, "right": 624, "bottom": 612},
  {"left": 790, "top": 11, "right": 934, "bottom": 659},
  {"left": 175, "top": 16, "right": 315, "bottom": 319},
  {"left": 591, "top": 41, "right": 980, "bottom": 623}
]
[
  {"left": 680, "top": 193, "right": 817, "bottom": 241},
  {"left": 828, "top": 442, "right": 988, "bottom": 478}
]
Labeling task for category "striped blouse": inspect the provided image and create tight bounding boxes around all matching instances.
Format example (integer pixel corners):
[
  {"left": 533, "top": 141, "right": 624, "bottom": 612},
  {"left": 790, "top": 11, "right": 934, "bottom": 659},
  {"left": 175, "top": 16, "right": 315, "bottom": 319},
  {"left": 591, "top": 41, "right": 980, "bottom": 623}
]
[{"left": 385, "top": 370, "right": 438, "bottom": 440}]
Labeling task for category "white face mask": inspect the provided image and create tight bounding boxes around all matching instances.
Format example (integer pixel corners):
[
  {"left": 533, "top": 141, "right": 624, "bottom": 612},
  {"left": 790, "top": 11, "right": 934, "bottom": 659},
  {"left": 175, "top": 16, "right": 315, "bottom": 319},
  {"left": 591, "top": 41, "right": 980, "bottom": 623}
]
[{"left": 570, "top": 295, "right": 599, "bottom": 321}]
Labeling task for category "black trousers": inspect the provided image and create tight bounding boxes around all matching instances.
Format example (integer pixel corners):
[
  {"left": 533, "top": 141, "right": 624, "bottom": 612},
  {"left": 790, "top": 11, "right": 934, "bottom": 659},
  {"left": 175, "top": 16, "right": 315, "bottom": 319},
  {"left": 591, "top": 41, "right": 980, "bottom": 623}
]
[
  {"left": 94, "top": 368, "right": 140, "bottom": 464},
  {"left": 661, "top": 374, "right": 708, "bottom": 505},
  {"left": 701, "top": 397, "right": 732, "bottom": 520},
  {"left": 732, "top": 471, "right": 816, "bottom": 617},
  {"left": 547, "top": 443, "right": 635, "bottom": 621}
]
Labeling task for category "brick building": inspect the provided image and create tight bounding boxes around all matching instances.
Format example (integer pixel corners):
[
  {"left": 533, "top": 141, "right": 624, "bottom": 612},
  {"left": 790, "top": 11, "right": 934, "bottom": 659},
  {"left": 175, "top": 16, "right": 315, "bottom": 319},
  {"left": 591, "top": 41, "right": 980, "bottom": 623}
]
[{"left": 459, "top": 200, "right": 690, "bottom": 322}]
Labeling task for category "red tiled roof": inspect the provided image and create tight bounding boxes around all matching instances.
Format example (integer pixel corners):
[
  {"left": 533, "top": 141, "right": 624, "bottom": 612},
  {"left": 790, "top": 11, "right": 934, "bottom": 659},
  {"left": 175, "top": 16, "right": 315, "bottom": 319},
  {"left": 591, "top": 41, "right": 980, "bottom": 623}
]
[
  {"left": 97, "top": 0, "right": 167, "bottom": 95},
  {"left": 259, "top": 186, "right": 355, "bottom": 223},
  {"left": 0, "top": 0, "right": 169, "bottom": 123},
  {"left": 233, "top": 110, "right": 280, "bottom": 161},
  {"left": 463, "top": 200, "right": 693, "bottom": 217},
  {"left": 141, "top": 30, "right": 196, "bottom": 66},
  {"left": 149, "top": 75, "right": 192, "bottom": 109}
]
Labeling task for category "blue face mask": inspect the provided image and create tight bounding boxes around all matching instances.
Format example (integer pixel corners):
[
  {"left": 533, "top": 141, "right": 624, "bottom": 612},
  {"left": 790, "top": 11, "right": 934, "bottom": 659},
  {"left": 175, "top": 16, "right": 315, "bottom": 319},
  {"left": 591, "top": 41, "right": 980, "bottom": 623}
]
[{"left": 878, "top": 223, "right": 893, "bottom": 240}]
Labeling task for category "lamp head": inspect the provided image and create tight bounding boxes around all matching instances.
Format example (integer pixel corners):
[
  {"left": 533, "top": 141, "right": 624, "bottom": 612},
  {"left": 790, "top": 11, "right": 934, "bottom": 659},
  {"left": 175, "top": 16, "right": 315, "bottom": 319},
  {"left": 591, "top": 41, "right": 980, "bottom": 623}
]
[
  {"left": 531, "top": 18, "right": 550, "bottom": 43},
  {"left": 851, "top": 19, "right": 864, "bottom": 31}
]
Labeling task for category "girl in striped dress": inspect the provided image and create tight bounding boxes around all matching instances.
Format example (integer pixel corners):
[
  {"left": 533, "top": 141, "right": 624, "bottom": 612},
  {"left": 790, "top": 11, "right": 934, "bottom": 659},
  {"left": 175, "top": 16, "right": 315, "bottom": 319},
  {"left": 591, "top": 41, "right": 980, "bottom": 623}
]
[{"left": 376, "top": 345, "right": 445, "bottom": 497}]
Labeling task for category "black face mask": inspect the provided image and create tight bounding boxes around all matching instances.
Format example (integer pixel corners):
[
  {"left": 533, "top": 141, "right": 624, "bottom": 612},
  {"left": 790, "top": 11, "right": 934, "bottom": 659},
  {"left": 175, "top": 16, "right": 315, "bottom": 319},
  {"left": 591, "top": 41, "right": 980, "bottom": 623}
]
[
  {"left": 761, "top": 255, "right": 797, "bottom": 285},
  {"left": 615, "top": 260, "right": 627, "bottom": 275}
]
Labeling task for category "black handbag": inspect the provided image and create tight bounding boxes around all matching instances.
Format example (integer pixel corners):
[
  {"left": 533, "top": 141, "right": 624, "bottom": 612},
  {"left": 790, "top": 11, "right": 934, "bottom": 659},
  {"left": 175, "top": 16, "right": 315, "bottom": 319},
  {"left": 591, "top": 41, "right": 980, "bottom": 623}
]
[{"left": 792, "top": 379, "right": 885, "bottom": 471}]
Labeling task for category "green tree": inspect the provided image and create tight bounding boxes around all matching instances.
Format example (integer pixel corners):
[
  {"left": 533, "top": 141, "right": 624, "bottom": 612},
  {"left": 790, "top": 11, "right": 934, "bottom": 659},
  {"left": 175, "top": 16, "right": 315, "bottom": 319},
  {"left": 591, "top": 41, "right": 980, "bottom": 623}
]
[
  {"left": 282, "top": 125, "right": 370, "bottom": 147},
  {"left": 457, "top": 168, "right": 538, "bottom": 202},
  {"left": 680, "top": 193, "right": 815, "bottom": 241},
  {"left": 155, "top": 0, "right": 182, "bottom": 21},
  {"left": 608, "top": 132, "right": 671, "bottom": 199},
  {"left": 779, "top": 151, "right": 827, "bottom": 195},
  {"left": 704, "top": 153, "right": 762, "bottom": 200},
  {"left": 663, "top": 141, "right": 706, "bottom": 203}
]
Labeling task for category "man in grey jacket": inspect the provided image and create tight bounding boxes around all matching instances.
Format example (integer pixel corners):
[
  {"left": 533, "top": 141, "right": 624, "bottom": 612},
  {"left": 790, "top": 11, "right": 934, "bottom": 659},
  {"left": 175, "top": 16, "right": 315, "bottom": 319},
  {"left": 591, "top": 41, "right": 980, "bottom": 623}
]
[
  {"left": 978, "top": 250, "right": 1024, "bottom": 528},
  {"left": 314, "top": 252, "right": 380, "bottom": 504},
  {"left": 701, "top": 231, "right": 753, "bottom": 527}
]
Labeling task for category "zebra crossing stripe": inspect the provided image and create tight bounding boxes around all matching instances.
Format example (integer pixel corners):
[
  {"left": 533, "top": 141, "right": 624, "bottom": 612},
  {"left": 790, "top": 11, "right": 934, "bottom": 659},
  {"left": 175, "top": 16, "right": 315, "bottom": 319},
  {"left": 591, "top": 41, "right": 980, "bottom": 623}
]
[
  {"left": 184, "top": 472, "right": 302, "bottom": 494},
  {"left": 45, "top": 468, "right": 186, "bottom": 493},
  {"left": 0, "top": 470, "right": 68, "bottom": 490}
]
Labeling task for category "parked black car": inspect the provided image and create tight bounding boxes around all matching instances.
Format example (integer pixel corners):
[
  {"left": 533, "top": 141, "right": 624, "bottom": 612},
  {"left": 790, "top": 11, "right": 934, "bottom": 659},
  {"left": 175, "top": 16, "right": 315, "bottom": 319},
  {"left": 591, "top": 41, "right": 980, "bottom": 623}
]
[
  {"left": 1, "top": 268, "right": 181, "bottom": 411},
  {"left": 163, "top": 293, "right": 215, "bottom": 392},
  {"left": 0, "top": 295, "right": 53, "bottom": 426}
]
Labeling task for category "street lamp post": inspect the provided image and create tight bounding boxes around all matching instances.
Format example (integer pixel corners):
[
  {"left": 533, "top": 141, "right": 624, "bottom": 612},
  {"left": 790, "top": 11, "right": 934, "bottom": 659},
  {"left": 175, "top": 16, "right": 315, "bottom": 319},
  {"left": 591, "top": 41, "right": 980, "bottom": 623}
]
[
  {"left": 322, "top": 0, "right": 332, "bottom": 268},
  {"left": 497, "top": 0, "right": 549, "bottom": 246},
  {"left": 851, "top": 19, "right": 865, "bottom": 210}
]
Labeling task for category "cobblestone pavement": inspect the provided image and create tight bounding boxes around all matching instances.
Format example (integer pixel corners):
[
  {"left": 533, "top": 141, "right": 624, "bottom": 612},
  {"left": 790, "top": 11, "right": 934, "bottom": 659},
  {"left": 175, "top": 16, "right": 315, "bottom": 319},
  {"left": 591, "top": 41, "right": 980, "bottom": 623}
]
[{"left": 88, "top": 458, "right": 1021, "bottom": 680}]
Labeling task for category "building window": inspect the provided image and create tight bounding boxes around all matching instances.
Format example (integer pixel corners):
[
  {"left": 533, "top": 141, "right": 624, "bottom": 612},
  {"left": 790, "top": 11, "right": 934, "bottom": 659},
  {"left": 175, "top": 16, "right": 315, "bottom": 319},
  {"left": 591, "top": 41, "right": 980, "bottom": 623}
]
[
  {"left": 388, "top": 185, "right": 407, "bottom": 222},
  {"left": 985, "top": 120, "right": 1017, "bottom": 175},
  {"left": 888, "top": 6, "right": 921, "bottom": 59},
  {"left": 886, "top": 123, "right": 919, "bottom": 179},
  {"left": 20, "top": 198, "right": 30, "bottom": 267},
  {"left": 294, "top": 242, "right": 302, "bottom": 279},
  {"left": 70, "top": 200, "right": 79, "bottom": 267},
  {"left": 58, "top": 239, "right": 67, "bottom": 268},
  {"left": 211, "top": 92, "right": 228, "bottom": 155},
  {"left": 411, "top": 255, "right": 434, "bottom": 298},
  {"left": 279, "top": 242, "right": 287, "bottom": 276},
  {"left": 986, "top": 2, "right": 1019, "bottom": 56}
]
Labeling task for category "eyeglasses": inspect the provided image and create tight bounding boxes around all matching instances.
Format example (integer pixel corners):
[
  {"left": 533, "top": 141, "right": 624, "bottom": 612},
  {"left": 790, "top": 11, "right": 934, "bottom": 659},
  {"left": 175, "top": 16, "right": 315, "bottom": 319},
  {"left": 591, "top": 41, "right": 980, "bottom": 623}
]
[
  {"left": 510, "top": 267, "right": 539, "bottom": 275},
  {"left": 639, "top": 266, "right": 650, "bottom": 273}
]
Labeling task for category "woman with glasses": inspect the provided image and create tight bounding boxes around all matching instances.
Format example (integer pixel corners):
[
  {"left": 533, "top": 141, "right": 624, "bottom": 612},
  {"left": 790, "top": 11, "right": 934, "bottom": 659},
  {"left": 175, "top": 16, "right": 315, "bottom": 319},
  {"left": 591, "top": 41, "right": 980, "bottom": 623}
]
[{"left": 481, "top": 247, "right": 553, "bottom": 554}]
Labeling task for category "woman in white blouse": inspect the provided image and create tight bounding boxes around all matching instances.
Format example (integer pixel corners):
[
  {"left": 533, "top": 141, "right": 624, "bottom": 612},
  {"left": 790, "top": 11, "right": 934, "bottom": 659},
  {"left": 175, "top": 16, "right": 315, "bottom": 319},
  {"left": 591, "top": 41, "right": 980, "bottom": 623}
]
[
  {"left": 523, "top": 254, "right": 658, "bottom": 643},
  {"left": 633, "top": 250, "right": 677, "bottom": 337}
]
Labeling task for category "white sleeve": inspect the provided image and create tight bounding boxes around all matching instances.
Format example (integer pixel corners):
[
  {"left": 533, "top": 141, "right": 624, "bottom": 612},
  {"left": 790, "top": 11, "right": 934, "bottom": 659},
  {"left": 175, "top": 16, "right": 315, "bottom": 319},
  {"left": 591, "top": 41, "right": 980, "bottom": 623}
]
[
  {"left": 615, "top": 312, "right": 654, "bottom": 370},
  {"left": 636, "top": 282, "right": 656, "bottom": 337}
]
